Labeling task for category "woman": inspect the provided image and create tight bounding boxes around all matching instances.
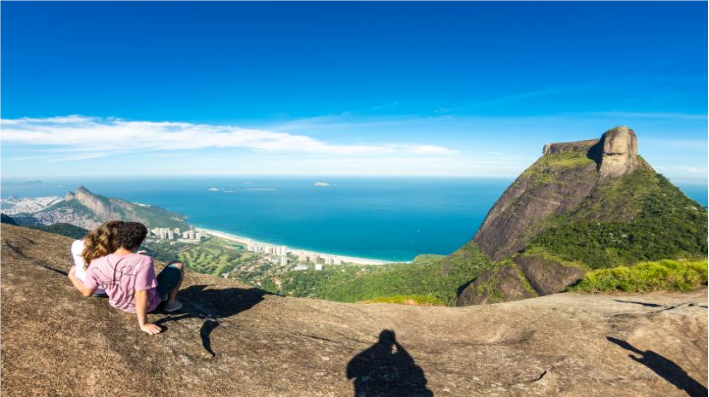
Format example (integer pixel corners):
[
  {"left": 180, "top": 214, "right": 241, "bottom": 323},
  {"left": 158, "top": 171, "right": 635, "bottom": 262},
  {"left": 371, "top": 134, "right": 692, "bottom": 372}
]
[{"left": 70, "top": 220, "right": 124, "bottom": 297}]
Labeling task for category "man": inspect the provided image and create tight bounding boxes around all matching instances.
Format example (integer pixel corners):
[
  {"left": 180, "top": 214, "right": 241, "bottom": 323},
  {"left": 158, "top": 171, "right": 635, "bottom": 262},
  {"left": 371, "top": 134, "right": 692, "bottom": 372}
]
[{"left": 68, "top": 222, "right": 184, "bottom": 335}]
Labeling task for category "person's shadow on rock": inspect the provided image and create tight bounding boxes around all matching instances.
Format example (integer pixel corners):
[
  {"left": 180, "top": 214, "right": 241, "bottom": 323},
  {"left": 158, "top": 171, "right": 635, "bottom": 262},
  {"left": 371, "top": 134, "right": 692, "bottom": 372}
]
[
  {"left": 347, "top": 329, "right": 433, "bottom": 397},
  {"left": 154, "top": 285, "right": 268, "bottom": 357},
  {"left": 607, "top": 337, "right": 707, "bottom": 397}
]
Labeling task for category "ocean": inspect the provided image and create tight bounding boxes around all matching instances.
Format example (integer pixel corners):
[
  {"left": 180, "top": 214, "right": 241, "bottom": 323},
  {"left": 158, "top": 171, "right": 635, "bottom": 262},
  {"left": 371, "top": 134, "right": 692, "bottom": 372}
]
[{"left": 2, "top": 177, "right": 707, "bottom": 262}]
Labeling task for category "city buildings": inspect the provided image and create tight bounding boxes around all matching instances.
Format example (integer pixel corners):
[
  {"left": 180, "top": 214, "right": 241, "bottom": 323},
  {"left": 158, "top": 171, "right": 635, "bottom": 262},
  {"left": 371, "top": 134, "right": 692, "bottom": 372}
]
[{"left": 150, "top": 227, "right": 202, "bottom": 241}]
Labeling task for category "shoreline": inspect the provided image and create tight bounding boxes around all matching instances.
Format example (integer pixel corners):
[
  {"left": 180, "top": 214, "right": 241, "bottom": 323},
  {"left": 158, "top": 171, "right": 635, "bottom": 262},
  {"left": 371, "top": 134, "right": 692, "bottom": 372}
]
[{"left": 195, "top": 227, "right": 403, "bottom": 265}]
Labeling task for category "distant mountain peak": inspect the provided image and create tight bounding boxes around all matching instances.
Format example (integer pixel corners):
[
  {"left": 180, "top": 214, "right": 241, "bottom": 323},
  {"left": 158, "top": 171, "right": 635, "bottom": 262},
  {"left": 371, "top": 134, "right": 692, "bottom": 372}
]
[{"left": 37, "top": 186, "right": 190, "bottom": 231}]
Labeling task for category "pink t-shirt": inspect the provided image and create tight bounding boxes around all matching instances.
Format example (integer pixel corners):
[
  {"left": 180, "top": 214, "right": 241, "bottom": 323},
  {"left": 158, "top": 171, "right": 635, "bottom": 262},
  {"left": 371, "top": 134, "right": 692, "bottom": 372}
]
[{"left": 83, "top": 253, "right": 161, "bottom": 313}]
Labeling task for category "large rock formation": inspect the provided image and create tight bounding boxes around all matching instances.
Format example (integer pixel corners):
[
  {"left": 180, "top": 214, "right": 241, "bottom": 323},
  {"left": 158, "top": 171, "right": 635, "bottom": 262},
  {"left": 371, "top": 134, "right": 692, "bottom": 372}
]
[
  {"left": 35, "top": 186, "right": 190, "bottom": 230},
  {"left": 474, "top": 126, "right": 643, "bottom": 262},
  {"left": 598, "top": 126, "right": 640, "bottom": 178},
  {"left": 457, "top": 126, "right": 707, "bottom": 306},
  {"left": 74, "top": 185, "right": 113, "bottom": 219},
  {"left": 2, "top": 224, "right": 707, "bottom": 396}
]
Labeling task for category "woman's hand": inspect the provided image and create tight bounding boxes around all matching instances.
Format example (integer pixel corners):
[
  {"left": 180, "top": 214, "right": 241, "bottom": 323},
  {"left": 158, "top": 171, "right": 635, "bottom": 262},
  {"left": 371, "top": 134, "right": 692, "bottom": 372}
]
[{"left": 139, "top": 323, "right": 162, "bottom": 335}]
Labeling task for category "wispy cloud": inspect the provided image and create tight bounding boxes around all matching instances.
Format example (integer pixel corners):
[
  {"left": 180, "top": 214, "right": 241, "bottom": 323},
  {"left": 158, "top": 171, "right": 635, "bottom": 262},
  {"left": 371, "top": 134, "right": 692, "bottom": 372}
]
[
  {"left": 1, "top": 116, "right": 457, "bottom": 158},
  {"left": 583, "top": 111, "right": 708, "bottom": 121}
]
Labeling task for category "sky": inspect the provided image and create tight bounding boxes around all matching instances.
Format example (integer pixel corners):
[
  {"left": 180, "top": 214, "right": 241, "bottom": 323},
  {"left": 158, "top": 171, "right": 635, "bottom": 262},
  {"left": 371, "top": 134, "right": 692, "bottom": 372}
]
[{"left": 1, "top": 2, "right": 707, "bottom": 183}]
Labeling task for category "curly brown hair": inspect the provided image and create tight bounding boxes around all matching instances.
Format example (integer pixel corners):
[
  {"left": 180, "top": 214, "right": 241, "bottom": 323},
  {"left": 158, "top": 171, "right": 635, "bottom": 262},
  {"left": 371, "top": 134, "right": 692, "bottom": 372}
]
[
  {"left": 81, "top": 220, "right": 124, "bottom": 269},
  {"left": 116, "top": 222, "right": 148, "bottom": 250}
]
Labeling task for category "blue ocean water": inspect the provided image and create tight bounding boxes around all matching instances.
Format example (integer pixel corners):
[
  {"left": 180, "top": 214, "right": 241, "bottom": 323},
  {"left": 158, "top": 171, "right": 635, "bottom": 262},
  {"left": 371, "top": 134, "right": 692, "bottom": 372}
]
[{"left": 2, "top": 177, "right": 707, "bottom": 262}]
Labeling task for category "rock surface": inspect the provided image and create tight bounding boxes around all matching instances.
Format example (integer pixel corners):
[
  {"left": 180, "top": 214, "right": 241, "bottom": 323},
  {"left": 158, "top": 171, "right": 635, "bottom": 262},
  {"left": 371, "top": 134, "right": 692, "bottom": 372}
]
[
  {"left": 2, "top": 224, "right": 707, "bottom": 397},
  {"left": 513, "top": 254, "right": 587, "bottom": 296},
  {"left": 35, "top": 186, "right": 189, "bottom": 230},
  {"left": 474, "top": 126, "right": 645, "bottom": 263},
  {"left": 473, "top": 153, "right": 599, "bottom": 262},
  {"left": 599, "top": 126, "right": 640, "bottom": 178},
  {"left": 456, "top": 264, "right": 537, "bottom": 306},
  {"left": 74, "top": 185, "right": 113, "bottom": 219}
]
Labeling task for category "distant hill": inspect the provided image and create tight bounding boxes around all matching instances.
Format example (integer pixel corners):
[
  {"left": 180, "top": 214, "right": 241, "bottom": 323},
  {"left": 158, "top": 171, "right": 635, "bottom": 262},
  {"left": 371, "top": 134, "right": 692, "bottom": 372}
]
[
  {"left": 38, "top": 223, "right": 90, "bottom": 239},
  {"left": 33, "top": 185, "right": 190, "bottom": 230},
  {"left": 0, "top": 214, "right": 18, "bottom": 225},
  {"left": 2, "top": 213, "right": 88, "bottom": 239},
  {"left": 457, "top": 126, "right": 708, "bottom": 305}
]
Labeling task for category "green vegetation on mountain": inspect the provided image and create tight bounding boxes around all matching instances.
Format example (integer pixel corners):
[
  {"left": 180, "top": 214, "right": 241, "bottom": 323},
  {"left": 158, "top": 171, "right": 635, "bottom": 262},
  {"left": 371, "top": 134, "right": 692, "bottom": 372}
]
[
  {"left": 570, "top": 260, "right": 708, "bottom": 293},
  {"left": 518, "top": 148, "right": 595, "bottom": 189},
  {"left": 1, "top": 214, "right": 18, "bottom": 225},
  {"left": 45, "top": 199, "right": 99, "bottom": 220},
  {"left": 116, "top": 199, "right": 189, "bottom": 229},
  {"left": 39, "top": 186, "right": 190, "bottom": 230},
  {"left": 358, "top": 294, "right": 445, "bottom": 306},
  {"left": 2, "top": 214, "right": 88, "bottom": 239},
  {"left": 272, "top": 242, "right": 494, "bottom": 306},
  {"left": 36, "top": 223, "right": 89, "bottom": 239},
  {"left": 528, "top": 172, "right": 708, "bottom": 269}
]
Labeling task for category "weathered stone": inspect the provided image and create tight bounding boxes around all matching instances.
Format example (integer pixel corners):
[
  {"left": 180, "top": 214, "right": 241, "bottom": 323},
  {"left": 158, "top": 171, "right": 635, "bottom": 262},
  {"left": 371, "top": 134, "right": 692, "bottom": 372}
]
[
  {"left": 456, "top": 265, "right": 536, "bottom": 306},
  {"left": 513, "top": 254, "right": 586, "bottom": 296},
  {"left": 474, "top": 126, "right": 645, "bottom": 263},
  {"left": 473, "top": 158, "right": 598, "bottom": 262},
  {"left": 542, "top": 139, "right": 599, "bottom": 155},
  {"left": 3, "top": 224, "right": 706, "bottom": 397},
  {"left": 75, "top": 185, "right": 113, "bottom": 219},
  {"left": 598, "top": 126, "right": 639, "bottom": 178}
]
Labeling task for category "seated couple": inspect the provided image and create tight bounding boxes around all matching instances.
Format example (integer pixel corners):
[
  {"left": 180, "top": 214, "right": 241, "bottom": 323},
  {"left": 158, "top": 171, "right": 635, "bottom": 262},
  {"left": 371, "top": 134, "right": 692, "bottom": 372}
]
[{"left": 68, "top": 221, "right": 184, "bottom": 335}]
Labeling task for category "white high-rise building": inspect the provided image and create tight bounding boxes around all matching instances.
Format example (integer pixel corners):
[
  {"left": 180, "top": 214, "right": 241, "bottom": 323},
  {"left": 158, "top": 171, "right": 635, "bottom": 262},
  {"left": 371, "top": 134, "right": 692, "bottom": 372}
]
[
  {"left": 297, "top": 250, "right": 307, "bottom": 262},
  {"left": 314, "top": 264, "right": 323, "bottom": 271}
]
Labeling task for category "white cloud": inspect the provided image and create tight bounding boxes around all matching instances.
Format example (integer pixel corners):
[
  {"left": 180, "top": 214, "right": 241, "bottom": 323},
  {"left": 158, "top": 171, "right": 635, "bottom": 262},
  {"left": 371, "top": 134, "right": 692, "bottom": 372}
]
[
  {"left": 1, "top": 115, "right": 457, "bottom": 157},
  {"left": 583, "top": 111, "right": 708, "bottom": 121}
]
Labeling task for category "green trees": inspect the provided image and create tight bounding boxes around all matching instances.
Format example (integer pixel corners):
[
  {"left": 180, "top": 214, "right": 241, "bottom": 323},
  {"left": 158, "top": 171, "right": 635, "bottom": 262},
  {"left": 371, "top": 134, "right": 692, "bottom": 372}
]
[
  {"left": 571, "top": 260, "right": 708, "bottom": 293},
  {"left": 273, "top": 243, "right": 494, "bottom": 306},
  {"left": 528, "top": 173, "right": 708, "bottom": 269}
]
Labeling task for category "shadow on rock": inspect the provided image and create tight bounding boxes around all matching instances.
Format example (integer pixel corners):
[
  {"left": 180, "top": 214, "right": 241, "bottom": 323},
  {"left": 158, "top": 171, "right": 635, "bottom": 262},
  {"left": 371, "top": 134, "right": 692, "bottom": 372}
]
[
  {"left": 613, "top": 299, "right": 663, "bottom": 308},
  {"left": 347, "top": 329, "right": 433, "bottom": 397},
  {"left": 607, "top": 337, "right": 707, "bottom": 397},
  {"left": 155, "top": 285, "right": 268, "bottom": 357}
]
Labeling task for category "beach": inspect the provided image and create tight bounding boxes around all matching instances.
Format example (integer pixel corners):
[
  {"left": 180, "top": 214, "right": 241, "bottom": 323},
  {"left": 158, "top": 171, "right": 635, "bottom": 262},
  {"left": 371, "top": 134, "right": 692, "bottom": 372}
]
[{"left": 195, "top": 228, "right": 395, "bottom": 265}]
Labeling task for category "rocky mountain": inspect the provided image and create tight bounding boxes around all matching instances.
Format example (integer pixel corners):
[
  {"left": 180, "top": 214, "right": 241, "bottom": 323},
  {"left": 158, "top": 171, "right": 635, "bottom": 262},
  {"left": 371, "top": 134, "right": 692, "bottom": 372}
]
[
  {"left": 33, "top": 185, "right": 190, "bottom": 230},
  {"left": 2, "top": 224, "right": 707, "bottom": 396},
  {"left": 457, "top": 126, "right": 708, "bottom": 305}
]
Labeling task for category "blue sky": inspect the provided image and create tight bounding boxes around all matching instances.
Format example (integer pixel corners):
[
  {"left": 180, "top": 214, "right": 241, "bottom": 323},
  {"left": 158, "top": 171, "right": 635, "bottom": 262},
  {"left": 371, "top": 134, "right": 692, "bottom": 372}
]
[{"left": 2, "top": 2, "right": 707, "bottom": 182}]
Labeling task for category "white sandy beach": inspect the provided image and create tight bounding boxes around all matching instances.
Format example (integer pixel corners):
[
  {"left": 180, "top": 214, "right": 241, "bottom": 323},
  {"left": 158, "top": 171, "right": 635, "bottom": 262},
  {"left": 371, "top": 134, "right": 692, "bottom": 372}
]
[{"left": 195, "top": 228, "right": 395, "bottom": 265}]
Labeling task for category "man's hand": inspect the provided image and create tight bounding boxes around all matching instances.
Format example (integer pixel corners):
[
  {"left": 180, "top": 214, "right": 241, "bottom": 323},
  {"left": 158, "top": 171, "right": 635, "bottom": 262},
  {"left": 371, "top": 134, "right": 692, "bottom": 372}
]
[{"left": 140, "top": 323, "right": 162, "bottom": 335}]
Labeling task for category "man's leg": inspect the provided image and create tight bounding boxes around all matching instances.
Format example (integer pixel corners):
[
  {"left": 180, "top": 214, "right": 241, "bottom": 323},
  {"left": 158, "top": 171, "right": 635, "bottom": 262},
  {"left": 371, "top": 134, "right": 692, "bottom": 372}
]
[
  {"left": 156, "top": 262, "right": 184, "bottom": 311},
  {"left": 165, "top": 262, "right": 184, "bottom": 305}
]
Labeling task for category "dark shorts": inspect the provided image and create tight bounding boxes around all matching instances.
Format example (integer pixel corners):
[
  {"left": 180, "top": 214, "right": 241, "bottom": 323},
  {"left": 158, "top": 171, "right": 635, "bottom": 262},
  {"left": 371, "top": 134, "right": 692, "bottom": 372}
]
[{"left": 156, "top": 264, "right": 183, "bottom": 302}]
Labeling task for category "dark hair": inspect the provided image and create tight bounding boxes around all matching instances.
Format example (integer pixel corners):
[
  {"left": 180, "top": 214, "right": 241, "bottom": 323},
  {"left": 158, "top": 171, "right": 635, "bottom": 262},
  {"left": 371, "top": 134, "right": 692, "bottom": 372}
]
[{"left": 116, "top": 222, "right": 148, "bottom": 250}]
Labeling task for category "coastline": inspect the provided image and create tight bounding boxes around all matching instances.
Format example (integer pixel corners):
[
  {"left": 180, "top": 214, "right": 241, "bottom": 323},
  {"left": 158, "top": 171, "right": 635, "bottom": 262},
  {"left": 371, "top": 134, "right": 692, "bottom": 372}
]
[{"left": 195, "top": 227, "right": 400, "bottom": 265}]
